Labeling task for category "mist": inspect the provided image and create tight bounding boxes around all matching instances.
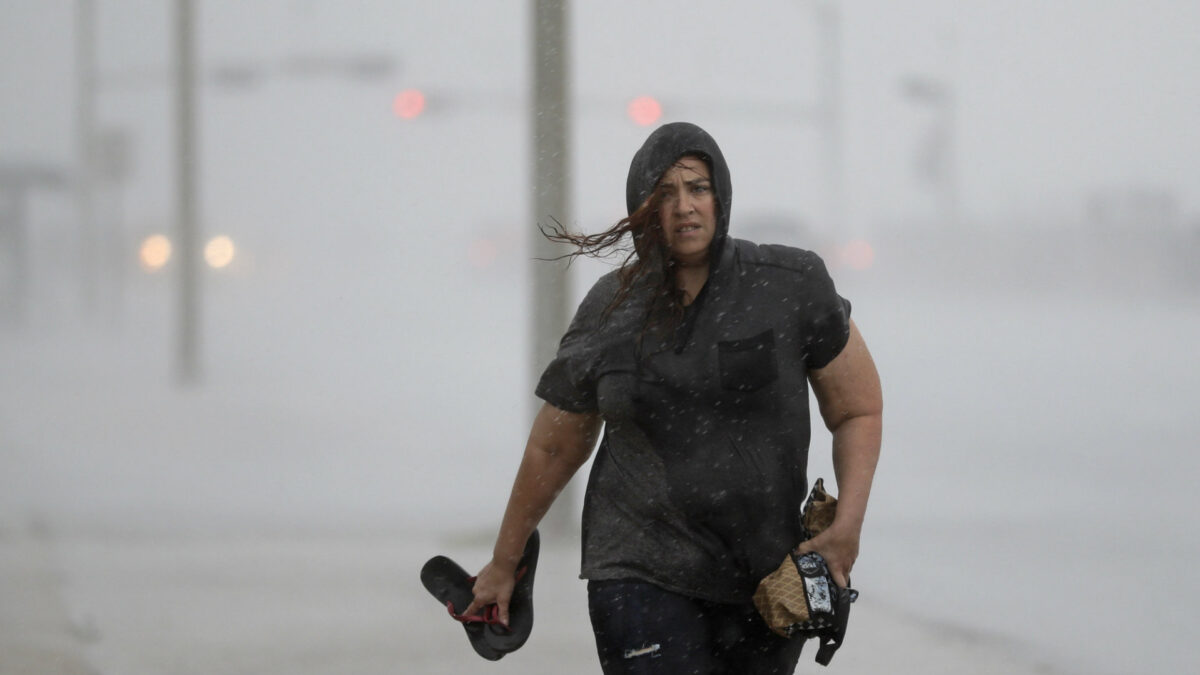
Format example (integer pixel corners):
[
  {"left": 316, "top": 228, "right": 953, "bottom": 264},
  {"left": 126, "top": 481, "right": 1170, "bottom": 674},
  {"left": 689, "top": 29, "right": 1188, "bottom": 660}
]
[{"left": 2, "top": 2, "right": 1198, "bottom": 674}]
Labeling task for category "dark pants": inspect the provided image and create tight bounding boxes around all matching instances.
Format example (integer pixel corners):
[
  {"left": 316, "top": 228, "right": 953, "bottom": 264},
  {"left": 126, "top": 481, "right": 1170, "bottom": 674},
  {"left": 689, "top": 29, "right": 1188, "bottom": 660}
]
[{"left": 587, "top": 579, "right": 805, "bottom": 675}]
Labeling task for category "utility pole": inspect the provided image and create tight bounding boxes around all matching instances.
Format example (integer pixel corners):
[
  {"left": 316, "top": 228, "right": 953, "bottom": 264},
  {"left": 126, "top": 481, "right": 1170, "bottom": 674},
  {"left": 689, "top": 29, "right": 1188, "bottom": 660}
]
[
  {"left": 75, "top": 0, "right": 97, "bottom": 317},
  {"left": 174, "top": 0, "right": 201, "bottom": 385},
  {"left": 816, "top": 1, "right": 844, "bottom": 234},
  {"left": 530, "top": 0, "right": 574, "bottom": 534}
]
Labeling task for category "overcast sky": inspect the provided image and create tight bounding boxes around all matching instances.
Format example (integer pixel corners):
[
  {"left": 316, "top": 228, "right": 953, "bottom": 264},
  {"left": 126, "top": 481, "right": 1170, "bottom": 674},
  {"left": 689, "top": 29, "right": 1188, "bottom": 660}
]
[{"left": 2, "top": 0, "right": 1198, "bottom": 238}]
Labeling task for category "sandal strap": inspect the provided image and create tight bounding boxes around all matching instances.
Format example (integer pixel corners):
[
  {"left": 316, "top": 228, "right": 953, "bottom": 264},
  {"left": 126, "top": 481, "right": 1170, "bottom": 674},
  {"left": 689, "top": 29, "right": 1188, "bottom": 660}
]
[{"left": 446, "top": 601, "right": 506, "bottom": 627}]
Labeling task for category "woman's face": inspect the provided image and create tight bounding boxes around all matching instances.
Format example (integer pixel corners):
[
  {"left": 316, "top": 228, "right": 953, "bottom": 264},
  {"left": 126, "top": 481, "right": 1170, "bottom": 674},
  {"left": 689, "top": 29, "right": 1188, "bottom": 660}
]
[{"left": 655, "top": 156, "right": 716, "bottom": 266}]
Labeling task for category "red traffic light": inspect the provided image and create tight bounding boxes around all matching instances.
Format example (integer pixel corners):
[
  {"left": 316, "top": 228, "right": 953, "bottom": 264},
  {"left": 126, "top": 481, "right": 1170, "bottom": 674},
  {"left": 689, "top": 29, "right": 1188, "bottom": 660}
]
[
  {"left": 627, "top": 96, "right": 662, "bottom": 126},
  {"left": 393, "top": 89, "right": 426, "bottom": 119}
]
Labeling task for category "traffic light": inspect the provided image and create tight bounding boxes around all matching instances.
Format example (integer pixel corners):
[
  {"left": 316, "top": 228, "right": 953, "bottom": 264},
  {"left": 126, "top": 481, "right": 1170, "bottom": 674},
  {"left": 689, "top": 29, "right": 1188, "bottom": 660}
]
[
  {"left": 840, "top": 238, "right": 875, "bottom": 271},
  {"left": 393, "top": 89, "right": 426, "bottom": 120},
  {"left": 627, "top": 96, "right": 662, "bottom": 126}
]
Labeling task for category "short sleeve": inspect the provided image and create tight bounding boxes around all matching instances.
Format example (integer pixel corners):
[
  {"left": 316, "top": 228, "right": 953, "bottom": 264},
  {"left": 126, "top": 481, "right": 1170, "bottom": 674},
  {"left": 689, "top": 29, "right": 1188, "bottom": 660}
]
[
  {"left": 534, "top": 273, "right": 619, "bottom": 413},
  {"left": 800, "top": 253, "right": 852, "bottom": 370}
]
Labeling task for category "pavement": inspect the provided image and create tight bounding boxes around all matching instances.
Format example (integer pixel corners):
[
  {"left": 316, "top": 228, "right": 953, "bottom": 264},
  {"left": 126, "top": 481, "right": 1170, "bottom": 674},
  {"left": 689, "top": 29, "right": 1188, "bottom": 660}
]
[{"left": 0, "top": 522, "right": 1064, "bottom": 675}]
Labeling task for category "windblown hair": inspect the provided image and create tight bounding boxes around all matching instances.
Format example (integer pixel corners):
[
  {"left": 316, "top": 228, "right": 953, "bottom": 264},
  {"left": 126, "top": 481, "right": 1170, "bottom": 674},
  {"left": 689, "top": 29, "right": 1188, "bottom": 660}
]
[{"left": 541, "top": 193, "right": 687, "bottom": 333}]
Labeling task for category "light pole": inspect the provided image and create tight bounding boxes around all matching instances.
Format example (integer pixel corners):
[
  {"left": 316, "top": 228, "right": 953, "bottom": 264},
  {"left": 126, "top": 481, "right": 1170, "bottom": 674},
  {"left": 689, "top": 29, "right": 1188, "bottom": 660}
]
[
  {"left": 529, "top": 0, "right": 575, "bottom": 534},
  {"left": 173, "top": 0, "right": 201, "bottom": 385},
  {"left": 75, "top": 0, "right": 98, "bottom": 318},
  {"left": 816, "top": 1, "right": 844, "bottom": 234}
]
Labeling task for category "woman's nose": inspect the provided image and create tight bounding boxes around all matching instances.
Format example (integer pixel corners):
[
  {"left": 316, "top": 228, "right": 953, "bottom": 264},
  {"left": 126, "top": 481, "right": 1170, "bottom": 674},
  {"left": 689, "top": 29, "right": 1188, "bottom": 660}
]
[{"left": 674, "top": 190, "right": 694, "bottom": 213}]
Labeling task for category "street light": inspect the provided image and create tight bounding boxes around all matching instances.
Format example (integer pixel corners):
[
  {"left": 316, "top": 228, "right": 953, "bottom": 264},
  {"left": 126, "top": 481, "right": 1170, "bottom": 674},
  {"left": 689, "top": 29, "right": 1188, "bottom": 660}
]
[
  {"left": 204, "top": 235, "right": 236, "bottom": 269},
  {"left": 139, "top": 234, "right": 172, "bottom": 271}
]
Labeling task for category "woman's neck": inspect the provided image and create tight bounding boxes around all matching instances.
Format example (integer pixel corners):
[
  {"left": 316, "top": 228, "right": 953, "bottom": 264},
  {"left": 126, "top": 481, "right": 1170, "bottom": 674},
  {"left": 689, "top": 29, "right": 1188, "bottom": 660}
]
[{"left": 676, "top": 262, "right": 710, "bottom": 306}]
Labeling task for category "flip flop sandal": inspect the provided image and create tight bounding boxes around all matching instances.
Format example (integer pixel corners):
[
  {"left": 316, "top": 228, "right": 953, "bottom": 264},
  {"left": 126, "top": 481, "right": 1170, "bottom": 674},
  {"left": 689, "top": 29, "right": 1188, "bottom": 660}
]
[
  {"left": 419, "top": 555, "right": 504, "bottom": 661},
  {"left": 481, "top": 529, "right": 539, "bottom": 654}
]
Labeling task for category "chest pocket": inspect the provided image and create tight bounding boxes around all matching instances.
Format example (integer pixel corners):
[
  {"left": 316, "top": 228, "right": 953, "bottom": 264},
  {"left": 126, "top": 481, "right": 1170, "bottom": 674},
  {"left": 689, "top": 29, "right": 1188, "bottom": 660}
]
[{"left": 717, "top": 329, "right": 778, "bottom": 392}]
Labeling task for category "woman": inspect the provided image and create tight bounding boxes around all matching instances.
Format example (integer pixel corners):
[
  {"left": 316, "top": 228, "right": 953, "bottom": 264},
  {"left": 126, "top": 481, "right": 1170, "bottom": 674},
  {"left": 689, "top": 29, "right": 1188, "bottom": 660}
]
[{"left": 465, "top": 122, "right": 882, "bottom": 673}]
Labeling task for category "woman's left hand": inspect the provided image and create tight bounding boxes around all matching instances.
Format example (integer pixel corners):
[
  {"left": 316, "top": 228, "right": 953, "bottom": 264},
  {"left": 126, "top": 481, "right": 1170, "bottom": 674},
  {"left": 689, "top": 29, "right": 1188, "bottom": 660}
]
[
  {"left": 793, "top": 523, "right": 860, "bottom": 588},
  {"left": 803, "top": 320, "right": 881, "bottom": 590}
]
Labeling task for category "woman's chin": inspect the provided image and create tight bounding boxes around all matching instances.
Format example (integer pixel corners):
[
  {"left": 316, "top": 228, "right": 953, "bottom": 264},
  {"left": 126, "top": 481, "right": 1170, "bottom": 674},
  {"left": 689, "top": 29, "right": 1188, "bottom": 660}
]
[{"left": 671, "top": 249, "right": 710, "bottom": 267}]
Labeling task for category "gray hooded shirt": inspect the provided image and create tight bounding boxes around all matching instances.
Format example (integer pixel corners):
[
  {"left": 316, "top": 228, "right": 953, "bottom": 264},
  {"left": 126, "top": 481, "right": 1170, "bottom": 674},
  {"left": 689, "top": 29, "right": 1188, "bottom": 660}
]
[{"left": 536, "top": 122, "right": 851, "bottom": 603}]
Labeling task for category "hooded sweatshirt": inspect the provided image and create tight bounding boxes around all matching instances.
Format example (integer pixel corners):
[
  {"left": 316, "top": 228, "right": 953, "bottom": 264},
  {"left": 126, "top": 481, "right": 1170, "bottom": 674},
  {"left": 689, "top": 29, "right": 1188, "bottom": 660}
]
[{"left": 536, "top": 122, "right": 852, "bottom": 603}]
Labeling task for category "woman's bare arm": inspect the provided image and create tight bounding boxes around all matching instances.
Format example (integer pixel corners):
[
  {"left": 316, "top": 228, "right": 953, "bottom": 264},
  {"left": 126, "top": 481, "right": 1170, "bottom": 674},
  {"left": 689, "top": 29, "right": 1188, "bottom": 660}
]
[
  {"left": 464, "top": 402, "right": 602, "bottom": 624},
  {"left": 797, "top": 319, "right": 883, "bottom": 587}
]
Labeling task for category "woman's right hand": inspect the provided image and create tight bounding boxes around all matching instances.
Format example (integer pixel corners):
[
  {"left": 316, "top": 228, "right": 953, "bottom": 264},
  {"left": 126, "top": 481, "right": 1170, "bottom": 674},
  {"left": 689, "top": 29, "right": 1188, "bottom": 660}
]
[
  {"left": 463, "top": 559, "right": 518, "bottom": 627},
  {"left": 463, "top": 404, "right": 600, "bottom": 627}
]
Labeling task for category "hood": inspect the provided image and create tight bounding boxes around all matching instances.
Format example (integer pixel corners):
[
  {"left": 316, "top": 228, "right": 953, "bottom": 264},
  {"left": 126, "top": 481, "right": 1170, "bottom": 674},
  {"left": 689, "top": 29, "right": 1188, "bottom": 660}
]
[{"left": 625, "top": 122, "right": 732, "bottom": 259}]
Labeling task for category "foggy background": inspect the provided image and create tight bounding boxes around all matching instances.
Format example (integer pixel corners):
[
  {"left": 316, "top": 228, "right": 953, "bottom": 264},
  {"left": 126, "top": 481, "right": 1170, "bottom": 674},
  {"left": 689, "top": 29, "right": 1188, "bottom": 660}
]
[{"left": 2, "top": 2, "right": 1198, "bottom": 674}]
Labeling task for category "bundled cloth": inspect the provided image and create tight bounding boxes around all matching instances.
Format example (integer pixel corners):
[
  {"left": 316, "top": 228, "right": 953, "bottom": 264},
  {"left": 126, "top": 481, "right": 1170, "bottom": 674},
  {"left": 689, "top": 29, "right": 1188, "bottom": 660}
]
[{"left": 753, "top": 479, "right": 859, "bottom": 666}]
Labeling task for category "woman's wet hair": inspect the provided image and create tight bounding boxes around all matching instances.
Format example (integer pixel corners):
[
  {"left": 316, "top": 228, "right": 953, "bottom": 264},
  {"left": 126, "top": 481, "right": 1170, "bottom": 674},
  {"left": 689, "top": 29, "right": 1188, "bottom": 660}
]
[{"left": 540, "top": 156, "right": 713, "bottom": 332}]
